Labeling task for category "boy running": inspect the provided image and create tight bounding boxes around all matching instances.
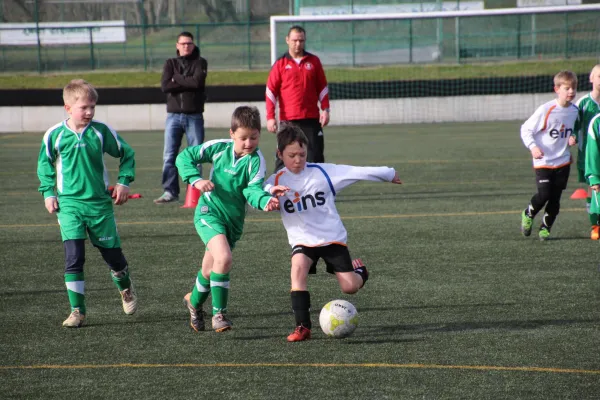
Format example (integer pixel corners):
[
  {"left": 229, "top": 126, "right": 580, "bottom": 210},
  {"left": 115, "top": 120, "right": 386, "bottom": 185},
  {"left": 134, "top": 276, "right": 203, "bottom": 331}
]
[
  {"left": 585, "top": 114, "right": 600, "bottom": 219},
  {"left": 264, "top": 123, "right": 402, "bottom": 342},
  {"left": 176, "top": 106, "right": 287, "bottom": 332},
  {"left": 520, "top": 70, "right": 579, "bottom": 240},
  {"left": 37, "top": 79, "right": 137, "bottom": 328},
  {"left": 575, "top": 64, "right": 600, "bottom": 239}
]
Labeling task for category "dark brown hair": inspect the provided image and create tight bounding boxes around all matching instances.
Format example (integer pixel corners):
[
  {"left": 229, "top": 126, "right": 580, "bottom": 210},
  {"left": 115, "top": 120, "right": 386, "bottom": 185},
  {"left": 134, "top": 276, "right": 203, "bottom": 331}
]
[
  {"left": 276, "top": 122, "right": 308, "bottom": 153},
  {"left": 231, "top": 106, "right": 261, "bottom": 132}
]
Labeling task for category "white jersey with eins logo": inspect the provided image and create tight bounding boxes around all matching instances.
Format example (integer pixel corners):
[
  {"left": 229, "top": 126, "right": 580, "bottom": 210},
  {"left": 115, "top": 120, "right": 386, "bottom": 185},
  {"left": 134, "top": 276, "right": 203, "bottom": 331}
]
[
  {"left": 264, "top": 163, "right": 396, "bottom": 248},
  {"left": 520, "top": 99, "right": 579, "bottom": 169}
]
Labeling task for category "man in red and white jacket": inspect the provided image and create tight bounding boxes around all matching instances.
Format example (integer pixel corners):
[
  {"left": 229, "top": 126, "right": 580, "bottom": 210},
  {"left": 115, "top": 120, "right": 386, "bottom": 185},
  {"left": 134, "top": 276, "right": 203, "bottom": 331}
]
[{"left": 266, "top": 25, "right": 330, "bottom": 171}]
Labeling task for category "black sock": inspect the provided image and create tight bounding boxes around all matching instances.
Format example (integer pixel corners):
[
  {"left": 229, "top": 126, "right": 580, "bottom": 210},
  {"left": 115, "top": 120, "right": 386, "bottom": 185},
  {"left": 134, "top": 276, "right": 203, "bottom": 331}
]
[{"left": 290, "top": 290, "right": 311, "bottom": 329}]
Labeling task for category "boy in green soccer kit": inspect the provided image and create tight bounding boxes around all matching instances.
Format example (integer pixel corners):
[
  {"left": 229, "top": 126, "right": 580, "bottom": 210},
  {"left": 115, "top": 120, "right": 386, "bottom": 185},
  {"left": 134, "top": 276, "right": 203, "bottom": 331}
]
[
  {"left": 585, "top": 113, "right": 600, "bottom": 221},
  {"left": 37, "top": 79, "right": 137, "bottom": 328},
  {"left": 575, "top": 64, "right": 600, "bottom": 239},
  {"left": 176, "top": 106, "right": 288, "bottom": 332}
]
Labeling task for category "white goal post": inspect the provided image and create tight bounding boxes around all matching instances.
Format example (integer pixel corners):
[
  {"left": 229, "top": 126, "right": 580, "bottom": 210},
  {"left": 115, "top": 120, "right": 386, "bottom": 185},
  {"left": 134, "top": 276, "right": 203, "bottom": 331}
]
[
  {"left": 268, "top": 4, "right": 600, "bottom": 125},
  {"left": 270, "top": 4, "right": 600, "bottom": 65}
]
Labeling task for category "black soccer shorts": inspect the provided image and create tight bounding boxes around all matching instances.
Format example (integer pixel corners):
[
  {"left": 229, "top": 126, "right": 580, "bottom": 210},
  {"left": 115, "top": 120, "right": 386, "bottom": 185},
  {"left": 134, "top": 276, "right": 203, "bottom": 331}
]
[{"left": 291, "top": 243, "right": 353, "bottom": 275}]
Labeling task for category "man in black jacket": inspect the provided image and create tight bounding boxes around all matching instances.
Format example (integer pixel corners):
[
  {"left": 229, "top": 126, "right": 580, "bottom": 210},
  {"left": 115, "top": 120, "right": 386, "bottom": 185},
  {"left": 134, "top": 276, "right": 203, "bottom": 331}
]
[{"left": 155, "top": 32, "right": 208, "bottom": 204}]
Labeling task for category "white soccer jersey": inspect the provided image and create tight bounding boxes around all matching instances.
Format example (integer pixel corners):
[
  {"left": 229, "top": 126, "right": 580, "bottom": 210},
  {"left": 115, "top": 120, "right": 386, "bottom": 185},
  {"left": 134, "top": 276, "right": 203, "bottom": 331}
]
[
  {"left": 264, "top": 163, "right": 396, "bottom": 248},
  {"left": 520, "top": 99, "right": 579, "bottom": 168}
]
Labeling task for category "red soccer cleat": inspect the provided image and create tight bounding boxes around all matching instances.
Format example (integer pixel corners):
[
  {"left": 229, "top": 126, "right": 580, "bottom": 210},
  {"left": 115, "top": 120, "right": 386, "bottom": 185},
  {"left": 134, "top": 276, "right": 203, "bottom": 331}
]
[
  {"left": 591, "top": 225, "right": 600, "bottom": 240},
  {"left": 287, "top": 325, "right": 311, "bottom": 342}
]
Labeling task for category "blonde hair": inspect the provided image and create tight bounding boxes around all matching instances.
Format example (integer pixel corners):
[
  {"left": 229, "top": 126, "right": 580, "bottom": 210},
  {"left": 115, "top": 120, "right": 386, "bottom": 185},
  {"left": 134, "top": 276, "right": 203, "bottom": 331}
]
[
  {"left": 63, "top": 79, "right": 98, "bottom": 105},
  {"left": 590, "top": 64, "right": 600, "bottom": 80},
  {"left": 553, "top": 70, "right": 578, "bottom": 88}
]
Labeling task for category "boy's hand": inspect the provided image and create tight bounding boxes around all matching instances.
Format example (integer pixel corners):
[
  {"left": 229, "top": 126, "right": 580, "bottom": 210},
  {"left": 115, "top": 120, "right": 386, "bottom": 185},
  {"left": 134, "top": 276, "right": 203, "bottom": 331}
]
[
  {"left": 113, "top": 184, "right": 130, "bottom": 205},
  {"left": 264, "top": 197, "right": 280, "bottom": 211},
  {"left": 193, "top": 180, "right": 215, "bottom": 193},
  {"left": 391, "top": 172, "right": 402, "bottom": 184},
  {"left": 591, "top": 185, "right": 600, "bottom": 192},
  {"left": 44, "top": 197, "right": 59, "bottom": 214},
  {"left": 530, "top": 146, "right": 544, "bottom": 159},
  {"left": 269, "top": 185, "right": 290, "bottom": 197},
  {"left": 267, "top": 119, "right": 278, "bottom": 133},
  {"left": 568, "top": 135, "right": 577, "bottom": 146}
]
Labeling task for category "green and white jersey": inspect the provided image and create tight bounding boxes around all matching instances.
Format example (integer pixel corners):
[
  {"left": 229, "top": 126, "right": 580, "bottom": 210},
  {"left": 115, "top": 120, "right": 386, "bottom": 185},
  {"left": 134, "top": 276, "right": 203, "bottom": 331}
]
[
  {"left": 585, "top": 114, "right": 600, "bottom": 186},
  {"left": 576, "top": 93, "right": 600, "bottom": 170},
  {"left": 176, "top": 139, "right": 272, "bottom": 234},
  {"left": 37, "top": 119, "right": 135, "bottom": 212}
]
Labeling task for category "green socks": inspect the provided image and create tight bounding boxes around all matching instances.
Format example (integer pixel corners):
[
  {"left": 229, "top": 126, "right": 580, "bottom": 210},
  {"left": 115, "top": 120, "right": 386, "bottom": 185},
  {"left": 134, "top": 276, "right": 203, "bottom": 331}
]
[
  {"left": 110, "top": 266, "right": 131, "bottom": 291},
  {"left": 587, "top": 197, "right": 599, "bottom": 225},
  {"left": 190, "top": 272, "right": 211, "bottom": 309},
  {"left": 65, "top": 272, "right": 86, "bottom": 314},
  {"left": 210, "top": 271, "right": 230, "bottom": 315}
]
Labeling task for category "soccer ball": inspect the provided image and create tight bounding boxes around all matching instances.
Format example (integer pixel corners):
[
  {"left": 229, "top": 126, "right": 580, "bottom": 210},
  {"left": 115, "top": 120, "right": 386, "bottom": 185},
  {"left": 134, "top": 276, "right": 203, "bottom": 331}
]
[{"left": 319, "top": 299, "right": 358, "bottom": 338}]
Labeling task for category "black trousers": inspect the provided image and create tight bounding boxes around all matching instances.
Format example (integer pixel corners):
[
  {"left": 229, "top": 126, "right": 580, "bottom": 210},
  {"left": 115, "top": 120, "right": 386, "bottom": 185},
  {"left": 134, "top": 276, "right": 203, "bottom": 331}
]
[{"left": 274, "top": 118, "right": 324, "bottom": 172}]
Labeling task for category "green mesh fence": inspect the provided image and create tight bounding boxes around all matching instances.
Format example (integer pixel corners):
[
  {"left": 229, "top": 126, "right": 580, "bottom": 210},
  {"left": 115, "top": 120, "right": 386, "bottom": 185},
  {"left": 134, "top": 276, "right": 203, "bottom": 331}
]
[{"left": 273, "top": 11, "right": 599, "bottom": 66}]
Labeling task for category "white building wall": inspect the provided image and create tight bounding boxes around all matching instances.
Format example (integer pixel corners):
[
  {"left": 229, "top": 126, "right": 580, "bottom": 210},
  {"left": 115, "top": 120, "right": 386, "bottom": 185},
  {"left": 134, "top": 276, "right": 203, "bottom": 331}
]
[{"left": 0, "top": 94, "right": 556, "bottom": 133}]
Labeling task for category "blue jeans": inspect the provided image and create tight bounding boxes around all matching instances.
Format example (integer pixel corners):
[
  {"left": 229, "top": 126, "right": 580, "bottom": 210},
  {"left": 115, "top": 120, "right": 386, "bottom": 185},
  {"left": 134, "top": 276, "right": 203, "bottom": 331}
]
[{"left": 162, "top": 112, "right": 205, "bottom": 197}]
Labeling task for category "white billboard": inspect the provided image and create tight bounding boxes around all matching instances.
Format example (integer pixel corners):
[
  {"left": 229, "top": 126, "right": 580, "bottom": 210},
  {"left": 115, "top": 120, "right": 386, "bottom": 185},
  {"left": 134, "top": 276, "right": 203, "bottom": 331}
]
[
  {"left": 517, "top": 0, "right": 581, "bottom": 6},
  {"left": 0, "top": 21, "right": 126, "bottom": 45},
  {"left": 299, "top": 2, "right": 484, "bottom": 15}
]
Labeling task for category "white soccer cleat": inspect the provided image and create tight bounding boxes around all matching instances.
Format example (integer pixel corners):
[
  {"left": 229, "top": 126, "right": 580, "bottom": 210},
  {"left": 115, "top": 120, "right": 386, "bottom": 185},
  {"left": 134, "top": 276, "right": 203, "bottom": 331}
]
[
  {"left": 62, "top": 309, "right": 85, "bottom": 328},
  {"left": 120, "top": 283, "right": 138, "bottom": 315}
]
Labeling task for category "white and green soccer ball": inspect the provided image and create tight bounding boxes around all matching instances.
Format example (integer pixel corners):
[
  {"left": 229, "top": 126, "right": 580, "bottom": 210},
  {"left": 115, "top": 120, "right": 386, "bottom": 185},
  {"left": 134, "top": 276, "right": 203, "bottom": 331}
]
[{"left": 319, "top": 299, "right": 358, "bottom": 338}]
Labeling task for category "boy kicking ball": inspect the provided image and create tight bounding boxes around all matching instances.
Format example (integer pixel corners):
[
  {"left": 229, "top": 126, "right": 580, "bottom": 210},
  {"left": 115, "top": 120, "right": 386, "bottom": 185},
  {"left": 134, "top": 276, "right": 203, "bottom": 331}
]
[{"left": 264, "top": 123, "right": 402, "bottom": 342}]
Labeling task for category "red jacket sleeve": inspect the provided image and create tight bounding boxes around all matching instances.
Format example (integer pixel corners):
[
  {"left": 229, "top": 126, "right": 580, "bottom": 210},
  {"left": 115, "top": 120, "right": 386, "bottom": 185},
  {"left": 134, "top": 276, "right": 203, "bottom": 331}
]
[
  {"left": 266, "top": 61, "right": 281, "bottom": 120},
  {"left": 315, "top": 58, "right": 330, "bottom": 111}
]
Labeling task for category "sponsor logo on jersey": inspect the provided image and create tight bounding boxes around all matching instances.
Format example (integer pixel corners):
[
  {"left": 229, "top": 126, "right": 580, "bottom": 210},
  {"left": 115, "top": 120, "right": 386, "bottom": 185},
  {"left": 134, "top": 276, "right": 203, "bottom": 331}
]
[
  {"left": 283, "top": 191, "right": 326, "bottom": 213},
  {"left": 74, "top": 143, "right": 87, "bottom": 148},
  {"left": 549, "top": 123, "right": 572, "bottom": 139},
  {"left": 224, "top": 168, "right": 237, "bottom": 175}
]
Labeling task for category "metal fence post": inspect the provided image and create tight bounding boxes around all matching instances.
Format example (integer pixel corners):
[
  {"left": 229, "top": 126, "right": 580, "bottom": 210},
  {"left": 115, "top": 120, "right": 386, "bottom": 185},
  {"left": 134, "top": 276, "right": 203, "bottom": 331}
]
[
  {"left": 89, "top": 27, "right": 95, "bottom": 70},
  {"left": 34, "top": 0, "right": 42, "bottom": 73}
]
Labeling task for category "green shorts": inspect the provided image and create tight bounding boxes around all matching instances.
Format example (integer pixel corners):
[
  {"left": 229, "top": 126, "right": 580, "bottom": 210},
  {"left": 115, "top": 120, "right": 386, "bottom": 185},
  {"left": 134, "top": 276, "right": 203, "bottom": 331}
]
[
  {"left": 57, "top": 207, "right": 121, "bottom": 248},
  {"left": 194, "top": 204, "right": 240, "bottom": 249}
]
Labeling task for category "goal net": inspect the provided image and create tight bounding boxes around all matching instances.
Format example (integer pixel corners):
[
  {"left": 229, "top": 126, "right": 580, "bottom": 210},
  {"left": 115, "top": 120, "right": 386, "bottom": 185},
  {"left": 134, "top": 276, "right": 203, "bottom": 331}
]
[{"left": 270, "top": 5, "right": 600, "bottom": 124}]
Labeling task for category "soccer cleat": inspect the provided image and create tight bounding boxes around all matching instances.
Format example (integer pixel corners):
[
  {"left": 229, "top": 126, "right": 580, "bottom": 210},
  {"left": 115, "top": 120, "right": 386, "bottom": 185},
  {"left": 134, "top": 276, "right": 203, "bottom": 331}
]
[
  {"left": 62, "top": 309, "right": 85, "bottom": 328},
  {"left": 352, "top": 258, "right": 369, "bottom": 287},
  {"left": 539, "top": 226, "right": 551, "bottom": 241},
  {"left": 183, "top": 292, "right": 205, "bottom": 332},
  {"left": 153, "top": 191, "right": 179, "bottom": 204},
  {"left": 120, "top": 283, "right": 138, "bottom": 315},
  {"left": 591, "top": 225, "right": 600, "bottom": 240},
  {"left": 287, "top": 325, "right": 311, "bottom": 342},
  {"left": 521, "top": 210, "right": 533, "bottom": 237},
  {"left": 212, "top": 312, "right": 233, "bottom": 332}
]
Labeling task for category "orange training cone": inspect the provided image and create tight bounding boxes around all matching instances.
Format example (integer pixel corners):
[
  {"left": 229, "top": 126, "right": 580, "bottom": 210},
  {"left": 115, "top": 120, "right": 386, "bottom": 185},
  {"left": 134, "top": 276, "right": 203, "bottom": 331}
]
[
  {"left": 181, "top": 184, "right": 200, "bottom": 208},
  {"left": 570, "top": 188, "right": 588, "bottom": 200}
]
